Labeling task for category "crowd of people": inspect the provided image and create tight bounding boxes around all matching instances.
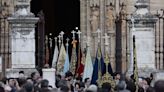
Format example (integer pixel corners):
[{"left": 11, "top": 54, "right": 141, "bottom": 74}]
[{"left": 0, "top": 71, "right": 163, "bottom": 92}]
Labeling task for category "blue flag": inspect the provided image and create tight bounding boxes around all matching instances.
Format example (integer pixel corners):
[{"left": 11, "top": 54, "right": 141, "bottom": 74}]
[
  {"left": 91, "top": 47, "right": 105, "bottom": 85},
  {"left": 63, "top": 44, "right": 70, "bottom": 74}
]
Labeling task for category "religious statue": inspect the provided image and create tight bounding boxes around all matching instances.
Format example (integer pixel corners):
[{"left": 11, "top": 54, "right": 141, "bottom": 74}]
[
  {"left": 90, "top": 6, "right": 99, "bottom": 32},
  {"left": 119, "top": 2, "right": 127, "bottom": 20},
  {"left": 106, "top": 4, "right": 115, "bottom": 31}
]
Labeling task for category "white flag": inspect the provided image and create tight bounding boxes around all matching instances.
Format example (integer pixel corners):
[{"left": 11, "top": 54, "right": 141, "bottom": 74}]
[
  {"left": 57, "top": 43, "right": 66, "bottom": 75},
  {"left": 52, "top": 44, "right": 59, "bottom": 68},
  {"left": 83, "top": 47, "right": 93, "bottom": 81}
]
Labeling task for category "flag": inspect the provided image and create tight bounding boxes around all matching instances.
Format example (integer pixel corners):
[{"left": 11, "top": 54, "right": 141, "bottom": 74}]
[
  {"left": 91, "top": 46, "right": 105, "bottom": 85},
  {"left": 52, "top": 43, "right": 59, "bottom": 68},
  {"left": 70, "top": 40, "right": 77, "bottom": 75},
  {"left": 63, "top": 44, "right": 70, "bottom": 74},
  {"left": 45, "top": 36, "right": 50, "bottom": 65},
  {"left": 76, "top": 43, "right": 84, "bottom": 76},
  {"left": 83, "top": 46, "right": 93, "bottom": 81},
  {"left": 57, "top": 43, "right": 66, "bottom": 75}
]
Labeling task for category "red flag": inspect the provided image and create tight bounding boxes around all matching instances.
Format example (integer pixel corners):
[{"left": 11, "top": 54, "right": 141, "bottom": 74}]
[{"left": 76, "top": 43, "right": 84, "bottom": 77}]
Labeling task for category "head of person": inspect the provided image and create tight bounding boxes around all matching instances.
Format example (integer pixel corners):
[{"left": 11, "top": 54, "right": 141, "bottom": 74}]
[
  {"left": 17, "top": 78, "right": 27, "bottom": 87},
  {"left": 114, "top": 72, "right": 121, "bottom": 80},
  {"left": 23, "top": 82, "right": 34, "bottom": 92},
  {"left": 154, "top": 80, "right": 164, "bottom": 92},
  {"left": 76, "top": 76, "right": 82, "bottom": 83},
  {"left": 74, "top": 82, "right": 80, "bottom": 91},
  {"left": 60, "top": 85, "right": 69, "bottom": 92},
  {"left": 84, "top": 78, "right": 91, "bottom": 87},
  {"left": 40, "top": 79, "right": 49, "bottom": 88},
  {"left": 117, "top": 80, "right": 127, "bottom": 90},
  {"left": 79, "top": 82, "right": 85, "bottom": 91},
  {"left": 65, "top": 71, "right": 73, "bottom": 81},
  {"left": 0, "top": 86, "right": 5, "bottom": 92},
  {"left": 102, "top": 82, "right": 111, "bottom": 92},
  {"left": 19, "top": 71, "right": 25, "bottom": 79},
  {"left": 31, "top": 72, "right": 40, "bottom": 81},
  {"left": 26, "top": 77, "right": 33, "bottom": 85},
  {"left": 146, "top": 86, "right": 155, "bottom": 92},
  {"left": 87, "top": 84, "right": 98, "bottom": 92},
  {"left": 8, "top": 78, "right": 16, "bottom": 87}
]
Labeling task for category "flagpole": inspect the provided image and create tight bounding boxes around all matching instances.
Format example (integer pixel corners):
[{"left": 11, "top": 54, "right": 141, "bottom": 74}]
[
  {"left": 71, "top": 30, "right": 77, "bottom": 76},
  {"left": 104, "top": 33, "right": 110, "bottom": 72},
  {"left": 66, "top": 38, "right": 69, "bottom": 50},
  {"left": 60, "top": 31, "right": 64, "bottom": 43},
  {"left": 133, "top": 35, "right": 138, "bottom": 92},
  {"left": 54, "top": 37, "right": 57, "bottom": 47}
]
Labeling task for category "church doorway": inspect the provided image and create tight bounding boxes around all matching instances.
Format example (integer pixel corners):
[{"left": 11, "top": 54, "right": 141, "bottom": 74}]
[{"left": 30, "top": 0, "right": 80, "bottom": 68}]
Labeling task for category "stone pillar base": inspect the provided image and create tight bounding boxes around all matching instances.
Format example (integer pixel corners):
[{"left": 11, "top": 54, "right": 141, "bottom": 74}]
[{"left": 42, "top": 68, "right": 56, "bottom": 88}]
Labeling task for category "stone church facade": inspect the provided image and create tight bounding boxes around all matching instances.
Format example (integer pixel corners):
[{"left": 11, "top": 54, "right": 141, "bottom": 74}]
[
  {"left": 80, "top": 0, "right": 164, "bottom": 73},
  {"left": 0, "top": 0, "right": 164, "bottom": 77}
]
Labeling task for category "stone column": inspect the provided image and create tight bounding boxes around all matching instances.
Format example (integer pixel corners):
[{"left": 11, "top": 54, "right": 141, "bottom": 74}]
[
  {"left": 80, "top": 0, "right": 86, "bottom": 51},
  {"left": 6, "top": 0, "right": 38, "bottom": 77},
  {"left": 127, "top": 0, "right": 157, "bottom": 77}
]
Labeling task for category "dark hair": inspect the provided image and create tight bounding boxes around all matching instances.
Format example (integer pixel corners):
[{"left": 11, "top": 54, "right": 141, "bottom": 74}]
[
  {"left": 117, "top": 81, "right": 126, "bottom": 90},
  {"left": 113, "top": 72, "right": 120, "bottom": 76},
  {"left": 18, "top": 78, "right": 27, "bottom": 87},
  {"left": 26, "top": 77, "right": 32, "bottom": 80},
  {"left": 84, "top": 78, "right": 90, "bottom": 83},
  {"left": 76, "top": 76, "right": 82, "bottom": 82},
  {"left": 65, "top": 71, "right": 73, "bottom": 78},
  {"left": 79, "top": 82, "right": 85, "bottom": 88},
  {"left": 138, "top": 87, "right": 144, "bottom": 92},
  {"left": 154, "top": 80, "right": 164, "bottom": 92},
  {"left": 31, "top": 72, "right": 36, "bottom": 78},
  {"left": 146, "top": 86, "right": 155, "bottom": 92},
  {"left": 102, "top": 82, "right": 111, "bottom": 92},
  {"left": 41, "top": 79, "right": 49, "bottom": 88},
  {"left": 0, "top": 86, "right": 4, "bottom": 92},
  {"left": 19, "top": 71, "right": 24, "bottom": 74},
  {"left": 75, "top": 82, "right": 80, "bottom": 87},
  {"left": 23, "top": 82, "right": 34, "bottom": 92},
  {"left": 60, "top": 85, "right": 69, "bottom": 92}
]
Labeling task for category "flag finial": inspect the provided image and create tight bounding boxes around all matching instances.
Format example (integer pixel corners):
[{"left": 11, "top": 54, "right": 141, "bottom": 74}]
[
  {"left": 66, "top": 38, "right": 70, "bottom": 47},
  {"left": 77, "top": 29, "right": 82, "bottom": 42},
  {"left": 60, "top": 31, "right": 64, "bottom": 43},
  {"left": 71, "top": 30, "right": 76, "bottom": 40}
]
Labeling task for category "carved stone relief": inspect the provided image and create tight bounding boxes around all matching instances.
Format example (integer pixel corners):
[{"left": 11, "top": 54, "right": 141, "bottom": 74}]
[
  {"left": 90, "top": 0, "right": 100, "bottom": 7},
  {"left": 106, "top": 4, "right": 115, "bottom": 31},
  {"left": 90, "top": 6, "right": 100, "bottom": 32}
]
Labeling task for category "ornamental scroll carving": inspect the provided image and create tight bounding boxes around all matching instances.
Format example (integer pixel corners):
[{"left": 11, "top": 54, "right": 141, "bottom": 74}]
[{"left": 90, "top": 6, "right": 100, "bottom": 32}]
